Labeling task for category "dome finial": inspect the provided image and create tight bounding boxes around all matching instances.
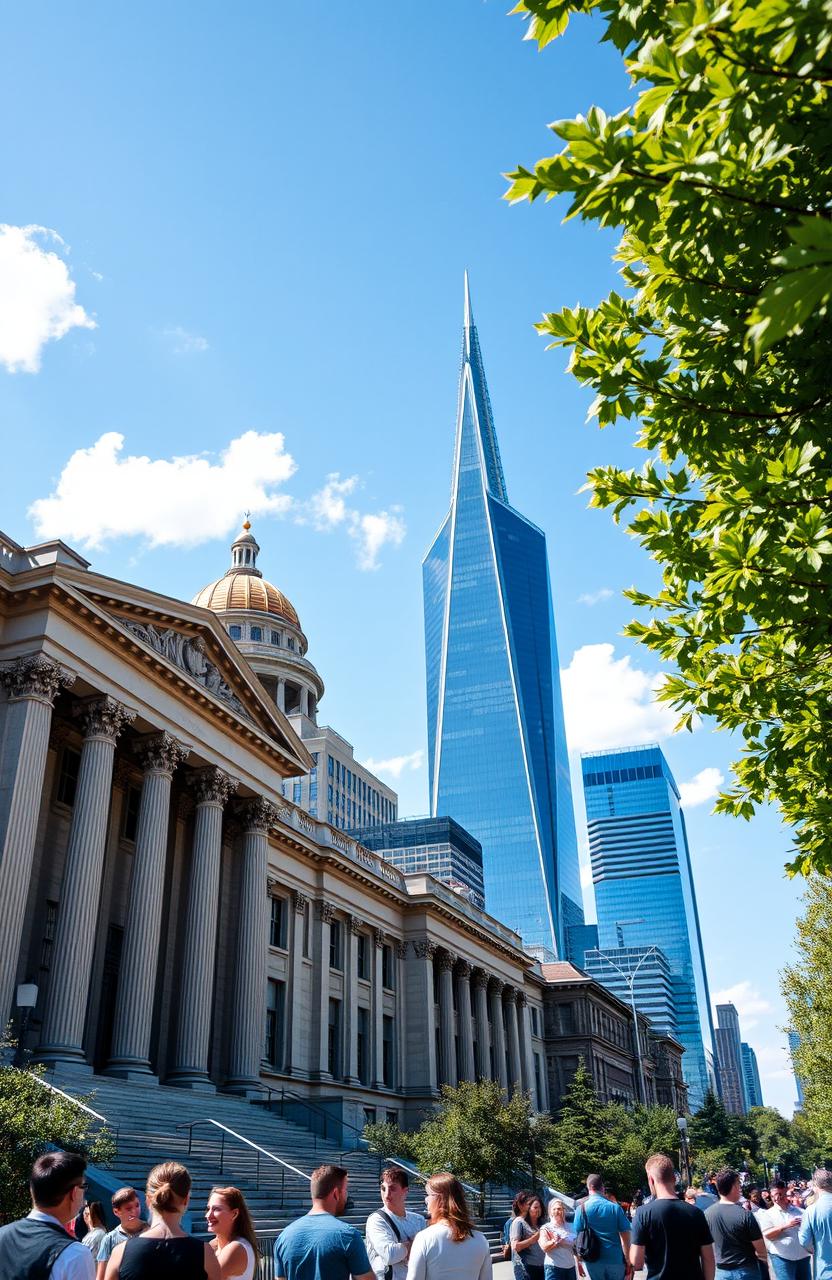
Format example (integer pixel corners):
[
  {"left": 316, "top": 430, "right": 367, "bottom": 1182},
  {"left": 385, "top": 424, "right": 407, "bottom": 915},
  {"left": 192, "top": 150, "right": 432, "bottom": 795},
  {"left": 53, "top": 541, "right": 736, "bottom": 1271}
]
[{"left": 242, "top": 510, "right": 251, "bottom": 532}]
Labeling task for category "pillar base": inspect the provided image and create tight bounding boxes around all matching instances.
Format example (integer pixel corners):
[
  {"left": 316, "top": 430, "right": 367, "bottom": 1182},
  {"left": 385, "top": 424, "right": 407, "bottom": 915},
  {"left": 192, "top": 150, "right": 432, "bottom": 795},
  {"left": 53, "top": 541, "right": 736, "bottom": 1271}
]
[
  {"left": 34, "top": 1047, "right": 93, "bottom": 1073},
  {"left": 223, "top": 1077, "right": 263, "bottom": 1097},
  {"left": 165, "top": 1071, "right": 216, "bottom": 1092},
  {"left": 104, "top": 1058, "right": 159, "bottom": 1083}
]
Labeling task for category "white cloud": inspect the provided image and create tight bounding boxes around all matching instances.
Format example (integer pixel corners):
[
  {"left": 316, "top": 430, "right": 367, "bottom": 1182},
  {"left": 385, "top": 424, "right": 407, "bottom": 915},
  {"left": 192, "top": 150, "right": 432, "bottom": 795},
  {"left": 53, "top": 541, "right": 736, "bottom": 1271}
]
[
  {"left": 578, "top": 587, "right": 614, "bottom": 606},
  {"left": 363, "top": 750, "right": 424, "bottom": 779},
  {"left": 560, "top": 642, "right": 678, "bottom": 754},
  {"left": 0, "top": 224, "right": 96, "bottom": 372},
  {"left": 29, "top": 430, "right": 296, "bottom": 549},
  {"left": 712, "top": 980, "right": 774, "bottom": 1032},
  {"left": 755, "top": 1043, "right": 794, "bottom": 1083},
  {"left": 679, "top": 766, "right": 725, "bottom": 809},
  {"left": 580, "top": 861, "right": 594, "bottom": 889},
  {"left": 307, "top": 472, "right": 406, "bottom": 571},
  {"left": 162, "top": 325, "right": 209, "bottom": 354}
]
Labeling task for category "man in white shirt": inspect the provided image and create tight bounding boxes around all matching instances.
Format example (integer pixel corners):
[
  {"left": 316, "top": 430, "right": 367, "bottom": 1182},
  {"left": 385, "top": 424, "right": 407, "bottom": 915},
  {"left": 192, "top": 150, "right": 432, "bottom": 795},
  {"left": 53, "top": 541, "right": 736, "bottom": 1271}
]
[
  {"left": 365, "top": 1166, "right": 426, "bottom": 1280},
  {"left": 0, "top": 1150, "right": 95, "bottom": 1280},
  {"left": 760, "top": 1181, "right": 811, "bottom": 1280}
]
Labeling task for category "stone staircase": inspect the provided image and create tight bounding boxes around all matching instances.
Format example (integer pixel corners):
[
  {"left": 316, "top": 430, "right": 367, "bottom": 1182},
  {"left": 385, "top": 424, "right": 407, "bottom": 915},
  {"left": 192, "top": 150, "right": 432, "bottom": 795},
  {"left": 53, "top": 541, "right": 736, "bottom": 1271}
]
[{"left": 46, "top": 1067, "right": 512, "bottom": 1256}]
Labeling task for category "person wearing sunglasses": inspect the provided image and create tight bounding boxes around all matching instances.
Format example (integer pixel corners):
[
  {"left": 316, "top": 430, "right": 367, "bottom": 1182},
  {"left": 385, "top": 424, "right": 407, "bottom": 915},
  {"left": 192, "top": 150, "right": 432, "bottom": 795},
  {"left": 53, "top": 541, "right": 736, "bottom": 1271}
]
[{"left": 0, "top": 1150, "right": 94, "bottom": 1279}]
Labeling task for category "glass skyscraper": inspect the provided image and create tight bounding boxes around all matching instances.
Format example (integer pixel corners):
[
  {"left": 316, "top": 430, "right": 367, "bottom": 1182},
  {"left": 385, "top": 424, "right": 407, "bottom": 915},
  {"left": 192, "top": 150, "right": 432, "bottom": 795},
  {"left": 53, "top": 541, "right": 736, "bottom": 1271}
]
[
  {"left": 423, "top": 275, "right": 583, "bottom": 957},
  {"left": 741, "top": 1042, "right": 764, "bottom": 1109},
  {"left": 582, "top": 743, "right": 717, "bottom": 1110}
]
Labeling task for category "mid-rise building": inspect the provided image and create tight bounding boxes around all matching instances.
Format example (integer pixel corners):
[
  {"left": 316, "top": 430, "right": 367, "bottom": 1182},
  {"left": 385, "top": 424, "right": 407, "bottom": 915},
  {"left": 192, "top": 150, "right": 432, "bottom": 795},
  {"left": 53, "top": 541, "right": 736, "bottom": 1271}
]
[
  {"left": 716, "top": 1002, "right": 747, "bottom": 1114},
  {"left": 741, "top": 1041, "right": 763, "bottom": 1109},
  {"left": 354, "top": 816, "right": 485, "bottom": 909},
  {"left": 583, "top": 945, "right": 678, "bottom": 1037},
  {"left": 193, "top": 523, "right": 397, "bottom": 831},
  {"left": 423, "top": 276, "right": 583, "bottom": 958},
  {"left": 581, "top": 743, "right": 717, "bottom": 1110}
]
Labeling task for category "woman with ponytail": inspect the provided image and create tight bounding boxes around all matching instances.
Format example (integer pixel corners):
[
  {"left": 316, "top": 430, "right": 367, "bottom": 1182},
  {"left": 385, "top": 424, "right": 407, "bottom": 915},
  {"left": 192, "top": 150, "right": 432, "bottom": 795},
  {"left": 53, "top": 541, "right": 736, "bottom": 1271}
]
[
  {"left": 406, "top": 1173, "right": 491, "bottom": 1280},
  {"left": 104, "top": 1162, "right": 220, "bottom": 1280}
]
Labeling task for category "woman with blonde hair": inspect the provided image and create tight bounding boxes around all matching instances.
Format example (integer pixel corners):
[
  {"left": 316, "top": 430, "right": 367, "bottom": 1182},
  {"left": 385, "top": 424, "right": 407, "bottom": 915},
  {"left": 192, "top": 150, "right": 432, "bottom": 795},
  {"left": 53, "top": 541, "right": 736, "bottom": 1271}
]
[
  {"left": 205, "top": 1185, "right": 259, "bottom": 1280},
  {"left": 104, "top": 1161, "right": 220, "bottom": 1280},
  {"left": 539, "top": 1199, "right": 584, "bottom": 1279},
  {"left": 407, "top": 1172, "right": 491, "bottom": 1280}
]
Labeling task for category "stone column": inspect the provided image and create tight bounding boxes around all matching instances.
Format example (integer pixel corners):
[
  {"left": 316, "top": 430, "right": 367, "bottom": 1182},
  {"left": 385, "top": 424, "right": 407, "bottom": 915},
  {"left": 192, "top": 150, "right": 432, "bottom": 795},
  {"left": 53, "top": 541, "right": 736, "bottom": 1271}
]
[
  {"left": 0, "top": 655, "right": 75, "bottom": 1027},
  {"left": 437, "top": 949, "right": 457, "bottom": 1088},
  {"left": 396, "top": 941, "right": 407, "bottom": 1091},
  {"left": 456, "top": 961, "right": 476, "bottom": 1083},
  {"left": 107, "top": 732, "right": 189, "bottom": 1078},
  {"left": 300, "top": 688, "right": 309, "bottom": 717},
  {"left": 226, "top": 797, "right": 278, "bottom": 1093},
  {"left": 314, "top": 901, "right": 334, "bottom": 1079},
  {"left": 371, "top": 927, "right": 385, "bottom": 1088},
  {"left": 518, "top": 993, "right": 534, "bottom": 1098},
  {"left": 39, "top": 696, "right": 136, "bottom": 1065},
  {"left": 345, "top": 915, "right": 361, "bottom": 1083},
  {"left": 489, "top": 979, "right": 508, "bottom": 1091},
  {"left": 405, "top": 940, "right": 438, "bottom": 1096},
  {"left": 168, "top": 766, "right": 238, "bottom": 1089},
  {"left": 277, "top": 679, "right": 286, "bottom": 712},
  {"left": 284, "top": 890, "right": 308, "bottom": 1075},
  {"left": 506, "top": 988, "right": 523, "bottom": 1094},
  {"left": 472, "top": 968, "right": 490, "bottom": 1081}
]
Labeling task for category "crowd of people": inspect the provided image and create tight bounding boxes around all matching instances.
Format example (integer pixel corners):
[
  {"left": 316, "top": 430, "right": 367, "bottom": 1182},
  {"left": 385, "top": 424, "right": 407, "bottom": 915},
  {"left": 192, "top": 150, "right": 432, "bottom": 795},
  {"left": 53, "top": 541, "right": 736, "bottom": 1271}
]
[{"left": 1, "top": 1148, "right": 831, "bottom": 1280}]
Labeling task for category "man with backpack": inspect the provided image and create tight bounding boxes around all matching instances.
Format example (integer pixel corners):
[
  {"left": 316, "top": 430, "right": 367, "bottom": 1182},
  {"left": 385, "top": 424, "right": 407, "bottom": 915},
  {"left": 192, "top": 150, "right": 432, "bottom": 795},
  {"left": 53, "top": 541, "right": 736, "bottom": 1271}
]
[
  {"left": 630, "top": 1154, "right": 715, "bottom": 1280},
  {"left": 365, "top": 1167, "right": 425, "bottom": 1280},
  {"left": 574, "top": 1174, "right": 632, "bottom": 1280}
]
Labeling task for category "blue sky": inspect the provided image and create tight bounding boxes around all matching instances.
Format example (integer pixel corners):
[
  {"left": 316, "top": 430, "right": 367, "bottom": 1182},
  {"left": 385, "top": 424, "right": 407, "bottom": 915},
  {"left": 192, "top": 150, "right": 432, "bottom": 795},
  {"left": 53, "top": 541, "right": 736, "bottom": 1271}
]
[{"left": 0, "top": 2, "right": 803, "bottom": 1115}]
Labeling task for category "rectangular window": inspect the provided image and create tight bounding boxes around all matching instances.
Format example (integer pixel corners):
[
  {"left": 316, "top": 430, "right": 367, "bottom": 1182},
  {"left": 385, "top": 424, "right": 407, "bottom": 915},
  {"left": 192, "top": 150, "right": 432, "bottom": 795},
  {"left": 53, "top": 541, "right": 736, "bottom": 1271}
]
[
  {"left": 250, "top": 625, "right": 262, "bottom": 642},
  {"left": 329, "top": 919, "right": 342, "bottom": 970},
  {"left": 386, "top": 1110, "right": 398, "bottom": 1125},
  {"left": 270, "top": 629, "right": 281, "bottom": 645},
  {"left": 122, "top": 784, "right": 142, "bottom": 842},
  {"left": 382, "top": 944, "right": 395, "bottom": 991},
  {"left": 56, "top": 747, "right": 81, "bottom": 807},
  {"left": 357, "top": 933, "right": 369, "bottom": 981},
  {"left": 39, "top": 900, "right": 58, "bottom": 973},
  {"left": 383, "top": 1017, "right": 395, "bottom": 1086},
  {"left": 534, "top": 1052, "right": 543, "bottom": 1105},
  {"left": 270, "top": 896, "right": 287, "bottom": 949},
  {"left": 328, "top": 755, "right": 334, "bottom": 777},
  {"left": 302, "top": 900, "right": 311, "bottom": 958},
  {"left": 328, "top": 998, "right": 341, "bottom": 1077},
  {"left": 292, "top": 781, "right": 301, "bottom": 805},
  {"left": 531, "top": 1007, "right": 539, "bottom": 1037},
  {"left": 265, "top": 979, "right": 286, "bottom": 1068},
  {"left": 363, "top": 1106, "right": 377, "bottom": 1127},
  {"left": 229, "top": 624, "right": 242, "bottom": 640},
  {"left": 357, "top": 1006, "right": 370, "bottom": 1085}
]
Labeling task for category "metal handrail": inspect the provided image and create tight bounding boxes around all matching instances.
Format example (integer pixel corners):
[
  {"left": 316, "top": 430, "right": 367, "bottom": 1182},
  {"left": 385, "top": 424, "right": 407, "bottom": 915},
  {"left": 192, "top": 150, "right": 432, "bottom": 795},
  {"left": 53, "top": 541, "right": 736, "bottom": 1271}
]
[
  {"left": 176, "top": 1118, "right": 310, "bottom": 1198},
  {"left": 279, "top": 1087, "right": 369, "bottom": 1141},
  {"left": 27, "top": 1072, "right": 109, "bottom": 1124}
]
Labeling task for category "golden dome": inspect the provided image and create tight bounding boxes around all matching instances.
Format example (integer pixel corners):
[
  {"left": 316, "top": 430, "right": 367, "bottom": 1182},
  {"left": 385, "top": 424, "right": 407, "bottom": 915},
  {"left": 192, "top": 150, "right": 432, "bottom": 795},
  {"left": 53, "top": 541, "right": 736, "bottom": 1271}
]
[
  {"left": 192, "top": 572, "right": 299, "bottom": 626},
  {"left": 192, "top": 521, "right": 300, "bottom": 627}
]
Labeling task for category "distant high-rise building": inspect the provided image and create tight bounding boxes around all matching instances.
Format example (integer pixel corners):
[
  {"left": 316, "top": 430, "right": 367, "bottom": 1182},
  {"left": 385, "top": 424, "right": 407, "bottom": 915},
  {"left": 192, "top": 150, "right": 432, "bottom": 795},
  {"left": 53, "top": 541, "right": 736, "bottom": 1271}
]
[
  {"left": 566, "top": 923, "right": 599, "bottom": 969},
  {"left": 581, "top": 743, "right": 717, "bottom": 1111},
  {"left": 716, "top": 1003, "right": 747, "bottom": 1114},
  {"left": 584, "top": 945, "right": 678, "bottom": 1036},
  {"left": 353, "top": 816, "right": 485, "bottom": 908},
  {"left": 788, "top": 1031, "right": 805, "bottom": 1110},
  {"left": 423, "top": 276, "right": 583, "bottom": 957},
  {"left": 741, "top": 1042, "right": 764, "bottom": 1109}
]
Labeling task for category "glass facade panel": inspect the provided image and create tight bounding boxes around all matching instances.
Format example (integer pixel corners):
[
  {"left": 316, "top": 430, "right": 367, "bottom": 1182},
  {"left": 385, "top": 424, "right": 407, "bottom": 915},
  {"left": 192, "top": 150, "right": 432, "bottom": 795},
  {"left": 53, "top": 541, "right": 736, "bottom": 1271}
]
[
  {"left": 582, "top": 743, "right": 717, "bottom": 1110},
  {"left": 422, "top": 281, "right": 582, "bottom": 956}
]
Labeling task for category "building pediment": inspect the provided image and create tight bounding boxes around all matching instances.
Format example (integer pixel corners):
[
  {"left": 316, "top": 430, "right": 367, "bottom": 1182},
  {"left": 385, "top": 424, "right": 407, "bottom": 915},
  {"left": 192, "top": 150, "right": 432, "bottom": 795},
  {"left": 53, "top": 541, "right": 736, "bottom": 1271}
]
[{"left": 57, "top": 573, "right": 311, "bottom": 774}]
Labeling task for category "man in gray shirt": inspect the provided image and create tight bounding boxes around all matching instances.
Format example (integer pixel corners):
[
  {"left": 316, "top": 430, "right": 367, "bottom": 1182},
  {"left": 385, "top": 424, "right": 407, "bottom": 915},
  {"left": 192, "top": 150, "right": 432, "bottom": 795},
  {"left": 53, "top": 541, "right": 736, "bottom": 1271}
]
[{"left": 705, "top": 1169, "right": 767, "bottom": 1280}]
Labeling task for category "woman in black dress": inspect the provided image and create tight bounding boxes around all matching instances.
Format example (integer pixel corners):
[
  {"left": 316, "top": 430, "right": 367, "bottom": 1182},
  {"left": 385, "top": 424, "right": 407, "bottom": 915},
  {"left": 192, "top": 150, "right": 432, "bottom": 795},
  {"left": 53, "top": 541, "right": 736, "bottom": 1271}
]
[{"left": 104, "top": 1161, "right": 220, "bottom": 1280}]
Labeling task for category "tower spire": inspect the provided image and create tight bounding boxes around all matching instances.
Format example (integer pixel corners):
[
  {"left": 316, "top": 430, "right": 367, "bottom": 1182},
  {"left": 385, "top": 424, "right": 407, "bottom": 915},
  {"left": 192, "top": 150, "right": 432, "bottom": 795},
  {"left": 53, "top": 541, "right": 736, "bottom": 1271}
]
[{"left": 457, "top": 273, "right": 508, "bottom": 503}]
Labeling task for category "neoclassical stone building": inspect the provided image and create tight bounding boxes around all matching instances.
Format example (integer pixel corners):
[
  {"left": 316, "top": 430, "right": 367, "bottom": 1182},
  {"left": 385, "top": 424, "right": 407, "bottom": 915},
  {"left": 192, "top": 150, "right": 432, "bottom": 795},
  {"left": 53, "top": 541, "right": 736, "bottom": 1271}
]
[{"left": 0, "top": 528, "right": 553, "bottom": 1132}]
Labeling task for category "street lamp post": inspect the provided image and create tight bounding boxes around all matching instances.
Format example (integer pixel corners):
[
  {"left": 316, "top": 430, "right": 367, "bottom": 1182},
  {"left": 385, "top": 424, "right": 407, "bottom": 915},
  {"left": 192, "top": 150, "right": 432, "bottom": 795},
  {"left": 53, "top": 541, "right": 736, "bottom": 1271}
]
[
  {"left": 13, "top": 983, "right": 38, "bottom": 1068},
  {"left": 677, "top": 1115, "right": 692, "bottom": 1185},
  {"left": 595, "top": 944, "right": 659, "bottom": 1105}
]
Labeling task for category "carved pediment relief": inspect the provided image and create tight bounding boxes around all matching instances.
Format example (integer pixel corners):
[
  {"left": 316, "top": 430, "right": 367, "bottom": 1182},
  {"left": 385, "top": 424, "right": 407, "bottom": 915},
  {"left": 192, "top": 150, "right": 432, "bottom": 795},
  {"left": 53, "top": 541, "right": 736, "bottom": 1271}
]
[{"left": 114, "top": 616, "right": 254, "bottom": 724}]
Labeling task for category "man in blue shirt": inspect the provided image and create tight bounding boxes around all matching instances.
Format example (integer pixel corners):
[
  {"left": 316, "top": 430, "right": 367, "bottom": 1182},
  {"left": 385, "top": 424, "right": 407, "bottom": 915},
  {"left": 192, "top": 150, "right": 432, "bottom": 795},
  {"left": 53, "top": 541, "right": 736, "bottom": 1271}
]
[
  {"left": 576, "top": 1173, "right": 632, "bottom": 1280},
  {"left": 274, "top": 1164, "right": 374, "bottom": 1280},
  {"left": 798, "top": 1169, "right": 832, "bottom": 1280}
]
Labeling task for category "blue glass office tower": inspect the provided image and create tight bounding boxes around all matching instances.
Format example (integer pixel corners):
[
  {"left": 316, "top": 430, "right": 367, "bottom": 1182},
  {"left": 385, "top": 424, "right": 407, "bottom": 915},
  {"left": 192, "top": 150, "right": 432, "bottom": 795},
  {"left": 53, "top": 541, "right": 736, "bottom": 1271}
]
[
  {"left": 423, "top": 276, "right": 584, "bottom": 956},
  {"left": 582, "top": 743, "right": 717, "bottom": 1110}
]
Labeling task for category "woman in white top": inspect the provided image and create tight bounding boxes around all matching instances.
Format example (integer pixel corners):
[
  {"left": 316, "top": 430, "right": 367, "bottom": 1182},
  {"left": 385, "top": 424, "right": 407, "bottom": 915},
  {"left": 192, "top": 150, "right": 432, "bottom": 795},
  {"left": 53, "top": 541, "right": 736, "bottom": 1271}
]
[
  {"left": 205, "top": 1185, "right": 258, "bottom": 1280},
  {"left": 539, "top": 1200, "right": 583, "bottom": 1278},
  {"left": 407, "top": 1173, "right": 491, "bottom": 1280}
]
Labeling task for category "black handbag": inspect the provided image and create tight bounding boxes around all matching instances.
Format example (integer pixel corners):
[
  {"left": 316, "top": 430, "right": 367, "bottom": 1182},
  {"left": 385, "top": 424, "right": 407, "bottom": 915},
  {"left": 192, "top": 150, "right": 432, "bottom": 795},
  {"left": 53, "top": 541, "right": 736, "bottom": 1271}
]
[{"left": 573, "top": 1203, "right": 601, "bottom": 1262}]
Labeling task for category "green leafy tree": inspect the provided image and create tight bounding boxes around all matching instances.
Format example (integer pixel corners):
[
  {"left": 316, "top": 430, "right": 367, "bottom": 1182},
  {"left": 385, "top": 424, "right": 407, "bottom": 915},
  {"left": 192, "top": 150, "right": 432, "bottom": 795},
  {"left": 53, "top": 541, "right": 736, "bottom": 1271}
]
[
  {"left": 605, "top": 1103, "right": 682, "bottom": 1195},
  {"left": 782, "top": 877, "right": 832, "bottom": 1144},
  {"left": 688, "top": 1090, "right": 758, "bottom": 1175},
  {"left": 745, "top": 1105, "right": 820, "bottom": 1178},
  {"left": 506, "top": 0, "right": 832, "bottom": 874},
  {"left": 408, "top": 1080, "right": 550, "bottom": 1213},
  {"left": 362, "top": 1120, "right": 415, "bottom": 1161},
  {"left": 542, "top": 1059, "right": 616, "bottom": 1193},
  {"left": 0, "top": 1057, "right": 114, "bottom": 1223}
]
